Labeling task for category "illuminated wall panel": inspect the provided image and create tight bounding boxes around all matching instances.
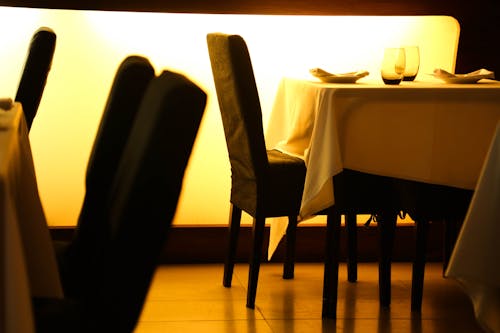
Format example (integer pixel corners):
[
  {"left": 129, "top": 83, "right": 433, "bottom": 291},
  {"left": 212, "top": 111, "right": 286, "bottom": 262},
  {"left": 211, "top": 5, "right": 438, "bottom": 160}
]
[{"left": 0, "top": 7, "right": 459, "bottom": 226}]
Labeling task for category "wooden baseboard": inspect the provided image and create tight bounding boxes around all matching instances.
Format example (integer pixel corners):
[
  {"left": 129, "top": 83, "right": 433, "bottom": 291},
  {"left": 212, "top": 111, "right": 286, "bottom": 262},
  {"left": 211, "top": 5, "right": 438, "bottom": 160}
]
[{"left": 50, "top": 222, "right": 445, "bottom": 264}]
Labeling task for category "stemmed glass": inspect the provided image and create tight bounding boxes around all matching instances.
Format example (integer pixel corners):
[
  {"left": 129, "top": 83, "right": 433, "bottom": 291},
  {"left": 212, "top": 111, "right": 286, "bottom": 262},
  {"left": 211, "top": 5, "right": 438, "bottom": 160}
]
[
  {"left": 403, "top": 46, "right": 420, "bottom": 81},
  {"left": 381, "top": 47, "right": 406, "bottom": 85}
]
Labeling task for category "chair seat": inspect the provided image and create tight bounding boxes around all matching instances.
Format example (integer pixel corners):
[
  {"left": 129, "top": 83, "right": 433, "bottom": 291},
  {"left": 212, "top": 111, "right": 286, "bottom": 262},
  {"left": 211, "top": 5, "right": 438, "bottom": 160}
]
[
  {"left": 230, "top": 149, "right": 306, "bottom": 217},
  {"left": 264, "top": 149, "right": 306, "bottom": 217}
]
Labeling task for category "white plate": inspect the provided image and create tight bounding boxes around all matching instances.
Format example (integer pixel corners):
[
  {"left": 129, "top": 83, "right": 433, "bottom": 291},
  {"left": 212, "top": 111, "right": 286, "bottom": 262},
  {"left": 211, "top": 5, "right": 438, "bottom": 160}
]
[
  {"left": 432, "top": 68, "right": 495, "bottom": 84},
  {"left": 310, "top": 68, "right": 369, "bottom": 84}
]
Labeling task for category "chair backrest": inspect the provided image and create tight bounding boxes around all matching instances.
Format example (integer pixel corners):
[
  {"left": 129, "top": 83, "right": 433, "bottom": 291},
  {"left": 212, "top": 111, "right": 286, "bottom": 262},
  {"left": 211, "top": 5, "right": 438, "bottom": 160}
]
[
  {"left": 84, "top": 55, "right": 155, "bottom": 200},
  {"left": 62, "top": 55, "right": 155, "bottom": 297},
  {"left": 15, "top": 27, "right": 56, "bottom": 131},
  {"left": 206, "top": 33, "right": 269, "bottom": 185},
  {"left": 85, "top": 70, "right": 206, "bottom": 332}
]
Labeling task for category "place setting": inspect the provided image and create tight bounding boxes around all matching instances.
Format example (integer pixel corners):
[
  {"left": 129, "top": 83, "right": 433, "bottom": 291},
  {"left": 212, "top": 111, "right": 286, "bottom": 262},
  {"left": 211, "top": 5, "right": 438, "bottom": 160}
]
[
  {"left": 431, "top": 68, "right": 496, "bottom": 84},
  {"left": 309, "top": 68, "right": 370, "bottom": 83}
]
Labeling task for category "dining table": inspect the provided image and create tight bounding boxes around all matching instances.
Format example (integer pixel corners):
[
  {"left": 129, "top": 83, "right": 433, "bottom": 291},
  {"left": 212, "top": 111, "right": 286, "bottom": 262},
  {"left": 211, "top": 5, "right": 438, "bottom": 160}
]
[
  {"left": 1, "top": 101, "right": 63, "bottom": 333},
  {"left": 265, "top": 76, "right": 500, "bottom": 253},
  {"left": 264, "top": 75, "right": 500, "bottom": 325},
  {"left": 266, "top": 75, "right": 500, "bottom": 250}
]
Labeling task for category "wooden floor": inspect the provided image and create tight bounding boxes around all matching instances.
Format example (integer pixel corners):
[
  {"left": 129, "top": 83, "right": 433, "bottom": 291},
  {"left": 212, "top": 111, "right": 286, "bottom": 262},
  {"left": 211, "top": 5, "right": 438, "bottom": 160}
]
[{"left": 134, "top": 262, "right": 484, "bottom": 333}]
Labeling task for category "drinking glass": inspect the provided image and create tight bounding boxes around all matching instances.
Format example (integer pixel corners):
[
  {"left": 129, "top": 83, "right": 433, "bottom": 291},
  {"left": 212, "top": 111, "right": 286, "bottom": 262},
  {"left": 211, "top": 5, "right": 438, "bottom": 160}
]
[
  {"left": 403, "top": 46, "right": 420, "bottom": 81},
  {"left": 381, "top": 47, "right": 406, "bottom": 85}
]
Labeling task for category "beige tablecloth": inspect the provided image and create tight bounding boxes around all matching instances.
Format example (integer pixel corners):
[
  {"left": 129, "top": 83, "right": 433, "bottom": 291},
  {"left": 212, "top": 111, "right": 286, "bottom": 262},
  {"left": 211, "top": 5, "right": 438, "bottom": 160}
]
[
  {"left": 446, "top": 122, "right": 500, "bottom": 333},
  {"left": 265, "top": 78, "right": 500, "bottom": 255},
  {"left": 267, "top": 78, "right": 500, "bottom": 217},
  {"left": 1, "top": 103, "right": 63, "bottom": 333}
]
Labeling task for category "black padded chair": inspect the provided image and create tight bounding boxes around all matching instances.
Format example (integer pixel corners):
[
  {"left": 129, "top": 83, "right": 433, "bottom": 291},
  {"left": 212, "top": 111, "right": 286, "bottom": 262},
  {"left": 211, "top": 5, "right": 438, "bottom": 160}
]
[
  {"left": 15, "top": 26, "right": 56, "bottom": 131},
  {"left": 207, "top": 32, "right": 312, "bottom": 309},
  {"left": 323, "top": 170, "right": 400, "bottom": 318},
  {"left": 57, "top": 55, "right": 155, "bottom": 297},
  {"left": 35, "top": 70, "right": 207, "bottom": 333},
  {"left": 395, "top": 180, "right": 473, "bottom": 311}
]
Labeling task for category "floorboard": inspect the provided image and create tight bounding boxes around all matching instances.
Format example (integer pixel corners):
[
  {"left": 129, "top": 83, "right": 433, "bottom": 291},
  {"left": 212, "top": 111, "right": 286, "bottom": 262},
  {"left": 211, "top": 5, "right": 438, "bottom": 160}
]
[{"left": 135, "top": 262, "right": 484, "bottom": 333}]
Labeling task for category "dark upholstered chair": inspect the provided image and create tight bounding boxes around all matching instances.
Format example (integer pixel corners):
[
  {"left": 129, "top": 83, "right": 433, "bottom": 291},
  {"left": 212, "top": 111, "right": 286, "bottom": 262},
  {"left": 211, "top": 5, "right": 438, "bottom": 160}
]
[
  {"left": 57, "top": 55, "right": 155, "bottom": 297},
  {"left": 207, "top": 32, "right": 312, "bottom": 309},
  {"left": 83, "top": 70, "right": 207, "bottom": 332},
  {"left": 323, "top": 170, "right": 399, "bottom": 317},
  {"left": 15, "top": 27, "right": 56, "bottom": 131},
  {"left": 34, "top": 70, "right": 207, "bottom": 333},
  {"left": 395, "top": 180, "right": 473, "bottom": 311}
]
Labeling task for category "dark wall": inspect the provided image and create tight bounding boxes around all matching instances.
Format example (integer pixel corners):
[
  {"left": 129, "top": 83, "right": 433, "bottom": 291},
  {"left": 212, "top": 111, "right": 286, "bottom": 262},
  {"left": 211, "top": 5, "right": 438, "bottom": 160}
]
[{"left": 2, "top": 0, "right": 499, "bottom": 75}]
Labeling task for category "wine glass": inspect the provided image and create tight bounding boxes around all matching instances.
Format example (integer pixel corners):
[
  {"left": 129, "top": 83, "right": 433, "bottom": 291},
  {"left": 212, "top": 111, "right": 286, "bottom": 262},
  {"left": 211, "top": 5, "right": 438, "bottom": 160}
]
[
  {"left": 403, "top": 46, "right": 420, "bottom": 81},
  {"left": 381, "top": 47, "right": 406, "bottom": 85}
]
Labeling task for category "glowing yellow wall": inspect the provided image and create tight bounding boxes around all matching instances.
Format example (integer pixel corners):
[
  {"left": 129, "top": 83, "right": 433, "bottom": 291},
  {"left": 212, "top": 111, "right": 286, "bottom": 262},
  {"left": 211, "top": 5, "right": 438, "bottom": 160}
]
[{"left": 0, "top": 7, "right": 459, "bottom": 226}]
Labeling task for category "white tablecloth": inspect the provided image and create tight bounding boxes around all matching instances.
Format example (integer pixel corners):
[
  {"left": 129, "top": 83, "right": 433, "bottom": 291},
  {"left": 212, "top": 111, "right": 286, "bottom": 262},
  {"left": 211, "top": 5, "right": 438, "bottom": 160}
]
[
  {"left": 1, "top": 103, "right": 63, "bottom": 333},
  {"left": 265, "top": 78, "right": 500, "bottom": 255},
  {"left": 446, "top": 122, "right": 500, "bottom": 333}
]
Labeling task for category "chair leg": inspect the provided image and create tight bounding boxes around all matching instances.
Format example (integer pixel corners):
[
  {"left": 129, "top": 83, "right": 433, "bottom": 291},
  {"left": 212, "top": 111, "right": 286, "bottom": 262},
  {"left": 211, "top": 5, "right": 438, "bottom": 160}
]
[
  {"left": 283, "top": 216, "right": 297, "bottom": 279},
  {"left": 346, "top": 213, "right": 358, "bottom": 282},
  {"left": 378, "top": 212, "right": 397, "bottom": 308},
  {"left": 223, "top": 204, "right": 241, "bottom": 288},
  {"left": 322, "top": 207, "right": 341, "bottom": 319},
  {"left": 412, "top": 219, "right": 429, "bottom": 311},
  {"left": 247, "top": 216, "right": 266, "bottom": 309}
]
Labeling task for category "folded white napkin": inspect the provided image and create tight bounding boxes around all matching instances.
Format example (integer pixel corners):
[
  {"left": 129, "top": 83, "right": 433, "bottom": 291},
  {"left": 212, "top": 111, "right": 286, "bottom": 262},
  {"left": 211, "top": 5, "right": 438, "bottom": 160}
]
[
  {"left": 309, "top": 68, "right": 369, "bottom": 83},
  {"left": 310, "top": 68, "right": 369, "bottom": 78},
  {"left": 432, "top": 68, "right": 495, "bottom": 83},
  {"left": 433, "top": 68, "right": 495, "bottom": 79}
]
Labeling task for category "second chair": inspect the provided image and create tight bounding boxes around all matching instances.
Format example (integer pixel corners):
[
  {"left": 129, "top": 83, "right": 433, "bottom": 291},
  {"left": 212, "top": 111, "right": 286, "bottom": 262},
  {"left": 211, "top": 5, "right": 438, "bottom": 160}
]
[{"left": 207, "top": 32, "right": 310, "bottom": 309}]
